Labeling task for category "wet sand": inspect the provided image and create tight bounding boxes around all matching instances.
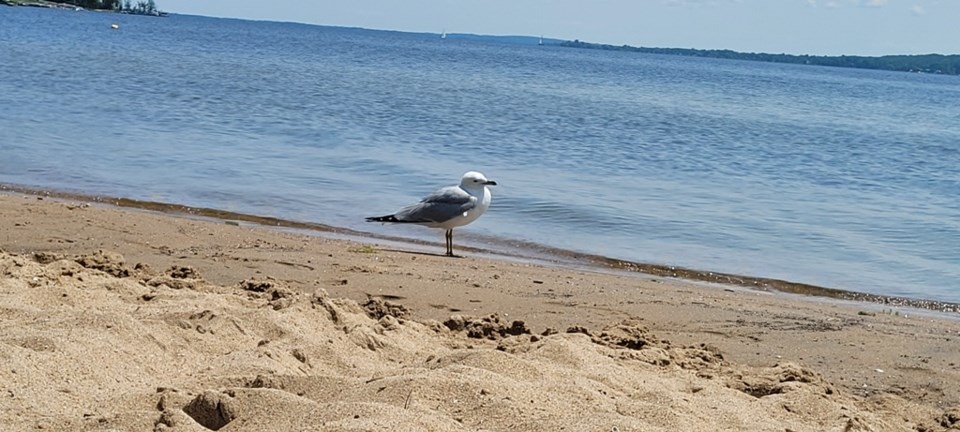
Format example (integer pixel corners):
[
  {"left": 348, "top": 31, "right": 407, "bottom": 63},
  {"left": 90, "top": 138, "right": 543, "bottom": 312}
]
[
  {"left": 2, "top": 192, "right": 960, "bottom": 431},
  {"left": 6, "top": 184, "right": 957, "bottom": 314}
]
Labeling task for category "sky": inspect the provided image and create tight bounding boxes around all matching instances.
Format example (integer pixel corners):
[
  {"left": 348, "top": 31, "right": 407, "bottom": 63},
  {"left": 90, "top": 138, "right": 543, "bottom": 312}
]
[{"left": 158, "top": 0, "right": 959, "bottom": 56}]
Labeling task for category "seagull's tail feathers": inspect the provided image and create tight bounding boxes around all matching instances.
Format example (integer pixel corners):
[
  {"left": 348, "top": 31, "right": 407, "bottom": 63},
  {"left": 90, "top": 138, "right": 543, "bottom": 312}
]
[{"left": 366, "top": 214, "right": 402, "bottom": 223}]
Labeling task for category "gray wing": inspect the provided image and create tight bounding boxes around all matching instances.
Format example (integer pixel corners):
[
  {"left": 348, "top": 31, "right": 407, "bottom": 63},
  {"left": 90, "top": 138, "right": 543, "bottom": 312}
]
[{"left": 394, "top": 186, "right": 477, "bottom": 223}]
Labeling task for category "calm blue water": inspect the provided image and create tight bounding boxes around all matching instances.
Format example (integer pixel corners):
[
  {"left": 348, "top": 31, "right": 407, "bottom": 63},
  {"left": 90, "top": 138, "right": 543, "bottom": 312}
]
[{"left": 2, "top": 7, "right": 958, "bottom": 301}]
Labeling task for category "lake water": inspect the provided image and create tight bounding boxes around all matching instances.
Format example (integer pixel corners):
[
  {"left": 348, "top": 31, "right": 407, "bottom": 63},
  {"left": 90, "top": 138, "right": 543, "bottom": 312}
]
[{"left": 2, "top": 7, "right": 958, "bottom": 302}]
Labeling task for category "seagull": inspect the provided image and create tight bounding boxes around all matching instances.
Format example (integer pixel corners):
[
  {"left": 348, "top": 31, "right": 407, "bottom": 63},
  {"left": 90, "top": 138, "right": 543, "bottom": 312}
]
[{"left": 366, "top": 171, "right": 497, "bottom": 257}]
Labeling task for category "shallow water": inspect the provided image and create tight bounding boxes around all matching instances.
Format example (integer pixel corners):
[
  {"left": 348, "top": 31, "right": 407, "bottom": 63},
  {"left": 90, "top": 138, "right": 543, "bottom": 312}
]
[{"left": 1, "top": 7, "right": 958, "bottom": 301}]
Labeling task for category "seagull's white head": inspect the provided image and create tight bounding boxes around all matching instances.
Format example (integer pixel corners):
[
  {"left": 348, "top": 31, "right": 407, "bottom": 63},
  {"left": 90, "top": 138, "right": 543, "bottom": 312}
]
[{"left": 460, "top": 171, "right": 497, "bottom": 188}]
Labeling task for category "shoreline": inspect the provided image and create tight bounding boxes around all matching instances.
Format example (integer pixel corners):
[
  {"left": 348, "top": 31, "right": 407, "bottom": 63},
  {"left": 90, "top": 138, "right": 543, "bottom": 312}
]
[
  {"left": 4, "top": 182, "right": 958, "bottom": 316},
  {"left": 1, "top": 0, "right": 167, "bottom": 16}
]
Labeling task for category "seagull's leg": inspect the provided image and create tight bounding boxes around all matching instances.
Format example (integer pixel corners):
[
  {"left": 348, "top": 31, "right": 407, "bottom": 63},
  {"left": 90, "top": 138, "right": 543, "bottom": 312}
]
[{"left": 445, "top": 229, "right": 454, "bottom": 257}]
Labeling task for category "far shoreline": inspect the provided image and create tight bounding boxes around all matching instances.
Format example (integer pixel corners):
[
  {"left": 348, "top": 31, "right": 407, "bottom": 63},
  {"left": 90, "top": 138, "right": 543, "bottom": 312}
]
[
  {"left": 1, "top": 0, "right": 167, "bottom": 16},
  {"left": 6, "top": 2, "right": 955, "bottom": 75},
  {"left": 3, "top": 182, "right": 958, "bottom": 315}
]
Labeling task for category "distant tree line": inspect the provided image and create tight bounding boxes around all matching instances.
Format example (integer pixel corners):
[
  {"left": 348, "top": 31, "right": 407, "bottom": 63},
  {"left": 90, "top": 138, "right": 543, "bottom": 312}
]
[
  {"left": 47, "top": 0, "right": 159, "bottom": 15},
  {"left": 561, "top": 40, "right": 960, "bottom": 75}
]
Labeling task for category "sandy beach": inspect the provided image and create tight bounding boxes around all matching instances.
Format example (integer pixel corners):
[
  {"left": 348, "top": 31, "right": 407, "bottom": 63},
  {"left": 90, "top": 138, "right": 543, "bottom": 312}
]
[{"left": 1, "top": 192, "right": 959, "bottom": 431}]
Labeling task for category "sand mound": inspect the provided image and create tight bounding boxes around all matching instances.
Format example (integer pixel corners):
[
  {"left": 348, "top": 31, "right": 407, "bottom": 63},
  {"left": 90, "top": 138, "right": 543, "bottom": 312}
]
[{"left": 0, "top": 251, "right": 951, "bottom": 431}]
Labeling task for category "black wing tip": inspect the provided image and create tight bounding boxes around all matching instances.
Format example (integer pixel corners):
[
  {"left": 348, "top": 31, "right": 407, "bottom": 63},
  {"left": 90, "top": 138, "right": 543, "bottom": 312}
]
[{"left": 366, "top": 215, "right": 400, "bottom": 223}]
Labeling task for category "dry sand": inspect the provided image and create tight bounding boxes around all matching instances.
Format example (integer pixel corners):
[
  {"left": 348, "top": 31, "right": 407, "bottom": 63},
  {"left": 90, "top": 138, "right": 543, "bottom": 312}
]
[{"left": 1, "top": 193, "right": 959, "bottom": 431}]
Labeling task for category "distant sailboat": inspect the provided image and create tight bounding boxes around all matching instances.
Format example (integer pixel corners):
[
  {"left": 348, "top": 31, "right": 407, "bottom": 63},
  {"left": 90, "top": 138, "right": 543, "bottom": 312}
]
[{"left": 538, "top": 35, "right": 544, "bottom": 46}]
